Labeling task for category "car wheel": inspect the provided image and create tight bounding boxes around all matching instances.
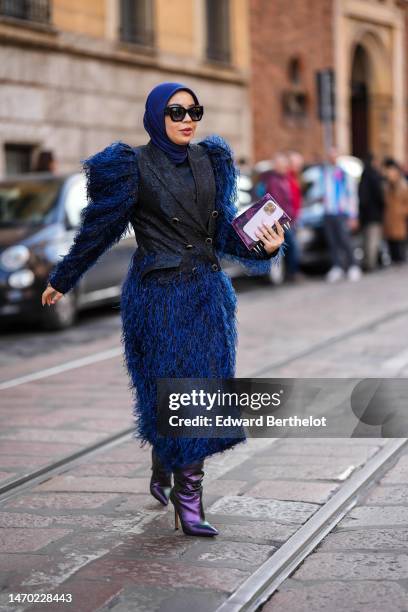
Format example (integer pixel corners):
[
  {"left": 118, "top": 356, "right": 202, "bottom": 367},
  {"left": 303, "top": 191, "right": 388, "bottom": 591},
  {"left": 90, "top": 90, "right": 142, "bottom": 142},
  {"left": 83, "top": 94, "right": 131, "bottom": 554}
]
[
  {"left": 267, "top": 256, "right": 286, "bottom": 285},
  {"left": 41, "top": 291, "right": 78, "bottom": 331}
]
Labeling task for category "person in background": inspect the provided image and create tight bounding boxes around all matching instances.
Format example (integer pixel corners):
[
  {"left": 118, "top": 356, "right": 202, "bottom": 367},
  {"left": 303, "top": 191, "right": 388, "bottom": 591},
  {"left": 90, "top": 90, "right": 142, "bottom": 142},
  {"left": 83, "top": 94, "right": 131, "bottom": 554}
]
[
  {"left": 286, "top": 150, "right": 305, "bottom": 282},
  {"left": 252, "top": 160, "right": 273, "bottom": 200},
  {"left": 358, "top": 152, "right": 385, "bottom": 272},
  {"left": 382, "top": 157, "right": 408, "bottom": 263},
  {"left": 33, "top": 150, "right": 57, "bottom": 173},
  {"left": 264, "top": 152, "right": 301, "bottom": 282},
  {"left": 319, "top": 146, "right": 362, "bottom": 283},
  {"left": 237, "top": 156, "right": 250, "bottom": 174},
  {"left": 287, "top": 150, "right": 304, "bottom": 223}
]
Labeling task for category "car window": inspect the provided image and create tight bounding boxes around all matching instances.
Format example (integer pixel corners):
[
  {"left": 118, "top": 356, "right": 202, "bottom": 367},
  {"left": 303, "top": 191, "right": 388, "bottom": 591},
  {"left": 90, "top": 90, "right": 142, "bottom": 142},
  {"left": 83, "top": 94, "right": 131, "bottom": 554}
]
[
  {"left": 0, "top": 178, "right": 63, "bottom": 226},
  {"left": 64, "top": 175, "right": 134, "bottom": 240},
  {"left": 64, "top": 176, "right": 88, "bottom": 227}
]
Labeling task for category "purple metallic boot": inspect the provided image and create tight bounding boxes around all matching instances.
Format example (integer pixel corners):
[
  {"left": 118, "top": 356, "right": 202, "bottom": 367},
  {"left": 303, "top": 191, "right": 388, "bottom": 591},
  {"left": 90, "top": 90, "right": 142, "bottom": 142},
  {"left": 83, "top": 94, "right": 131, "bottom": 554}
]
[
  {"left": 169, "top": 460, "right": 218, "bottom": 536},
  {"left": 150, "top": 447, "right": 172, "bottom": 506}
]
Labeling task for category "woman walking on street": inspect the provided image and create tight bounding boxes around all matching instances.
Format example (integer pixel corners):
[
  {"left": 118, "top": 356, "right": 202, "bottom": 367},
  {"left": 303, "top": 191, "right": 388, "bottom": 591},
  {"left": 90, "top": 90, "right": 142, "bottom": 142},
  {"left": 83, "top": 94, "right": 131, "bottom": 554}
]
[{"left": 41, "top": 82, "right": 285, "bottom": 537}]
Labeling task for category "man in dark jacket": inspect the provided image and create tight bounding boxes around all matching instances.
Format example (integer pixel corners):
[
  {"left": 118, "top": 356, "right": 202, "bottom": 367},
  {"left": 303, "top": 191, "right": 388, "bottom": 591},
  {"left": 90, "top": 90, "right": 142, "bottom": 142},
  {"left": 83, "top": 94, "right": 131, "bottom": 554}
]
[{"left": 358, "top": 153, "right": 385, "bottom": 271}]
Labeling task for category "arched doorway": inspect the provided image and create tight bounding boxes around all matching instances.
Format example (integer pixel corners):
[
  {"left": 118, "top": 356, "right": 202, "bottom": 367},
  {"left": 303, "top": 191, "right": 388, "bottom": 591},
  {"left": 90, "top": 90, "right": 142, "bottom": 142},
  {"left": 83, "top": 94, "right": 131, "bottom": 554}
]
[
  {"left": 336, "top": 6, "right": 404, "bottom": 162},
  {"left": 347, "top": 31, "right": 394, "bottom": 161},
  {"left": 350, "top": 44, "right": 370, "bottom": 160}
]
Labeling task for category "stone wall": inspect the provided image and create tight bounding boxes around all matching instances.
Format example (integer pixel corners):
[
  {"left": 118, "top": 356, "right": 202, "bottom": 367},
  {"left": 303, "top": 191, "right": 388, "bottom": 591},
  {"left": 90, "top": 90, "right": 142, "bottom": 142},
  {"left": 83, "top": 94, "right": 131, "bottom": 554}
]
[{"left": 0, "top": 0, "right": 251, "bottom": 176}]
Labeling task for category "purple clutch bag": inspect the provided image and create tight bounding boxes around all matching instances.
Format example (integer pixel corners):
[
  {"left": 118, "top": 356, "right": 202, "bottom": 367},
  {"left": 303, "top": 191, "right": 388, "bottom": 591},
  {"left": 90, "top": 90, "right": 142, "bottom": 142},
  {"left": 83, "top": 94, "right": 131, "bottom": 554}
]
[{"left": 231, "top": 193, "right": 292, "bottom": 251}]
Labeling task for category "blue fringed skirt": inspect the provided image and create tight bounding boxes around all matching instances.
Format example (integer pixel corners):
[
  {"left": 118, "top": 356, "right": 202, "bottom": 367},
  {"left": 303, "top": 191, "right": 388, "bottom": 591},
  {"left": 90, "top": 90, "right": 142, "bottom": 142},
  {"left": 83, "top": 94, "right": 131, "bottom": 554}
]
[{"left": 119, "top": 252, "right": 247, "bottom": 471}]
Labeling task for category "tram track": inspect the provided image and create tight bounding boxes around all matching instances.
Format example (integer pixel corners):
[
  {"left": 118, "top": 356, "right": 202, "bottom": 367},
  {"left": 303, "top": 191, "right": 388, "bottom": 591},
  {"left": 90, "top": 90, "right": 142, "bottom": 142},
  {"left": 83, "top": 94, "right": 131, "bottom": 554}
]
[
  {"left": 1, "top": 297, "right": 407, "bottom": 502},
  {"left": 0, "top": 427, "right": 134, "bottom": 503},
  {"left": 1, "top": 282, "right": 407, "bottom": 612},
  {"left": 215, "top": 437, "right": 408, "bottom": 612}
]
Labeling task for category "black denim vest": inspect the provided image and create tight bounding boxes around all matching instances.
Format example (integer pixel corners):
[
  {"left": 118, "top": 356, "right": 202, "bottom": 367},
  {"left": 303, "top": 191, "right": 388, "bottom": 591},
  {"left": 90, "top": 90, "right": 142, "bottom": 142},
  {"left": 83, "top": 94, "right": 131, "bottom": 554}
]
[{"left": 130, "top": 140, "right": 222, "bottom": 281}]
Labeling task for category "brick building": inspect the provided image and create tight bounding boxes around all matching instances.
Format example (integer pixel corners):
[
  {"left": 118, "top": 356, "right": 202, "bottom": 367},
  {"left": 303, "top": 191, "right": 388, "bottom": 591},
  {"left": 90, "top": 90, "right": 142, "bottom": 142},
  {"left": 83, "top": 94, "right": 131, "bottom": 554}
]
[
  {"left": 0, "top": 0, "right": 251, "bottom": 176},
  {"left": 250, "top": 0, "right": 408, "bottom": 165}
]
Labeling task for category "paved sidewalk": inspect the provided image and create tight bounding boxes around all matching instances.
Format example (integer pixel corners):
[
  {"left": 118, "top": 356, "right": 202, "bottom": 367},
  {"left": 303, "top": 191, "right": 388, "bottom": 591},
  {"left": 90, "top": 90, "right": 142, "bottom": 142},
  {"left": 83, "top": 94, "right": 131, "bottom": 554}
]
[
  {"left": 0, "top": 354, "right": 133, "bottom": 486},
  {"left": 3, "top": 265, "right": 408, "bottom": 490},
  {"left": 0, "top": 436, "right": 386, "bottom": 612},
  {"left": 236, "top": 265, "right": 408, "bottom": 378},
  {"left": 264, "top": 444, "right": 408, "bottom": 612},
  {"left": 2, "top": 264, "right": 408, "bottom": 611}
]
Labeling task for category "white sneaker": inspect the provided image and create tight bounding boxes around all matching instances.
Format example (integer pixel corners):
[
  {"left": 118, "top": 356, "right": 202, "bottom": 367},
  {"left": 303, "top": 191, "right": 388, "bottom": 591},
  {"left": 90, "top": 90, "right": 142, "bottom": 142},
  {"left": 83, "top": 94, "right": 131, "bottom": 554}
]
[
  {"left": 347, "top": 265, "right": 362, "bottom": 282},
  {"left": 326, "top": 266, "right": 344, "bottom": 283}
]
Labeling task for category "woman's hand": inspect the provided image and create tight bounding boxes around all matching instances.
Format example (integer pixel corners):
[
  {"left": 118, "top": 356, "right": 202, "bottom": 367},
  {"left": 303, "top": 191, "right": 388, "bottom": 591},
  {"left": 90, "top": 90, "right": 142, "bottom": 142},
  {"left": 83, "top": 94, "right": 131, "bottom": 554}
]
[
  {"left": 42, "top": 284, "right": 64, "bottom": 306},
  {"left": 254, "top": 219, "right": 285, "bottom": 255}
]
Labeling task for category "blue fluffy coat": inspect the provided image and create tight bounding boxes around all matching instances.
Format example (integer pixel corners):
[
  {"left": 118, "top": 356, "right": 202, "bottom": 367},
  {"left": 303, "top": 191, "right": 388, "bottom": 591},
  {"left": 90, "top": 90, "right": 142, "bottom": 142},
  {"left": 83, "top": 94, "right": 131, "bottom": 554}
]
[{"left": 48, "top": 135, "right": 286, "bottom": 471}]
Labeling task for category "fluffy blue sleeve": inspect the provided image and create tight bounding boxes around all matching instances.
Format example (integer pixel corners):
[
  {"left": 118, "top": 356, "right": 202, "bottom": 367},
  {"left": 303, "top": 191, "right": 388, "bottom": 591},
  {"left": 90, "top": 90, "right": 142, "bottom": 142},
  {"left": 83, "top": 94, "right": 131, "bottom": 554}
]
[
  {"left": 200, "top": 134, "right": 286, "bottom": 276},
  {"left": 47, "top": 141, "right": 139, "bottom": 295}
]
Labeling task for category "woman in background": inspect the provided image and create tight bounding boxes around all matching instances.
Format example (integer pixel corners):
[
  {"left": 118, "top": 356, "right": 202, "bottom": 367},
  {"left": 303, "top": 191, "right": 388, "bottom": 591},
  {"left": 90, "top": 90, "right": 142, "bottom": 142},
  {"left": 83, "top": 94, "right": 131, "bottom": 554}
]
[{"left": 382, "top": 158, "right": 408, "bottom": 263}]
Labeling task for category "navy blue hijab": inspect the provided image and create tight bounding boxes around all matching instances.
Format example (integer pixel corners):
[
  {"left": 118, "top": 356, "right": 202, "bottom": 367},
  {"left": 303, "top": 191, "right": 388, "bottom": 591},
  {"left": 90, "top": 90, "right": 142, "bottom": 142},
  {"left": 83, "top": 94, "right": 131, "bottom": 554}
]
[{"left": 143, "top": 82, "right": 199, "bottom": 164}]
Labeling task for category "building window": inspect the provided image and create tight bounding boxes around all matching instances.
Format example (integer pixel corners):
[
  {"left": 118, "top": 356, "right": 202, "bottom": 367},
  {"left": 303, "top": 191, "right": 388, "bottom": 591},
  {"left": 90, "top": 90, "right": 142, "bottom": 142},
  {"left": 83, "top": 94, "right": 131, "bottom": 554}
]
[
  {"left": 4, "top": 144, "right": 35, "bottom": 175},
  {"left": 119, "top": 0, "right": 154, "bottom": 47},
  {"left": 0, "top": 0, "right": 51, "bottom": 24},
  {"left": 288, "top": 57, "right": 302, "bottom": 86},
  {"left": 281, "top": 91, "right": 308, "bottom": 119},
  {"left": 282, "top": 56, "right": 308, "bottom": 120},
  {"left": 205, "top": 0, "right": 231, "bottom": 65}
]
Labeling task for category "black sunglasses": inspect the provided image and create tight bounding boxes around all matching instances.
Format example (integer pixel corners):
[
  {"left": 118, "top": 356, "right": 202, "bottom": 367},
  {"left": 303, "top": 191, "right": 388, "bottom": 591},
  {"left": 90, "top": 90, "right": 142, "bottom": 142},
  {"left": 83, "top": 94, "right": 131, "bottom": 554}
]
[{"left": 164, "top": 104, "right": 204, "bottom": 122}]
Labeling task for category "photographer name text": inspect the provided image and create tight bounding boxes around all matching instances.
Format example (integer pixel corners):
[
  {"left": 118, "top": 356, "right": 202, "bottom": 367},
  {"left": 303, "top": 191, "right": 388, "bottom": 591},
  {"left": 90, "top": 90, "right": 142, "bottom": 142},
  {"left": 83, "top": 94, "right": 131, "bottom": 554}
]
[{"left": 167, "top": 415, "right": 327, "bottom": 428}]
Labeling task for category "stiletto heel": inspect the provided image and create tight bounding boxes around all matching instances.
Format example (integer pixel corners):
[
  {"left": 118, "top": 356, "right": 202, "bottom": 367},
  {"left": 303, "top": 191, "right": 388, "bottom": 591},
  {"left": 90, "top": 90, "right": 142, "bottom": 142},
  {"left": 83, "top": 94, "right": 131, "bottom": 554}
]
[
  {"left": 150, "top": 447, "right": 172, "bottom": 506},
  {"left": 169, "top": 460, "right": 218, "bottom": 537}
]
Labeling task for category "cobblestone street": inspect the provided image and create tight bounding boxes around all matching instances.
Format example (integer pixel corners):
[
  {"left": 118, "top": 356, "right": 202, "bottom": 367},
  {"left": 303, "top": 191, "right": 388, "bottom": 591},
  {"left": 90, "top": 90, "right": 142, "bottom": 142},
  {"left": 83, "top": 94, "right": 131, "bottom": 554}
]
[
  {"left": 265, "top": 449, "right": 408, "bottom": 612},
  {"left": 1, "top": 265, "right": 407, "bottom": 611},
  {"left": 2, "top": 0, "right": 408, "bottom": 608}
]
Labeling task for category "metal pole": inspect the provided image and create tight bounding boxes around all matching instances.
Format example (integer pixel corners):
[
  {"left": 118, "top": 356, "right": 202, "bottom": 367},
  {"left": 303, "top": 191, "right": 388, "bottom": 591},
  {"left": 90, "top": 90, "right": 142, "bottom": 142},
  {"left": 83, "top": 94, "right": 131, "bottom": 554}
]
[{"left": 321, "top": 69, "right": 333, "bottom": 156}]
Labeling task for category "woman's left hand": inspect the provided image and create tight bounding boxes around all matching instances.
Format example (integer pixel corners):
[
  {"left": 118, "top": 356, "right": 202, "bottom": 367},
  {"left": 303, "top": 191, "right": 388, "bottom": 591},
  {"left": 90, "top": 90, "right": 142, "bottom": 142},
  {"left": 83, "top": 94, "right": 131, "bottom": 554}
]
[{"left": 254, "top": 219, "right": 285, "bottom": 255}]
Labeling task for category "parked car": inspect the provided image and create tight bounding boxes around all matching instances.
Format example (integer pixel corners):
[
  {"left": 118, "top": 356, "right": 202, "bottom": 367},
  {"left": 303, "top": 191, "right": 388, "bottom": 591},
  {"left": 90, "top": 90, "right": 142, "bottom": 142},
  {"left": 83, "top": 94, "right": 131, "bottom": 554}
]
[
  {"left": 0, "top": 167, "right": 284, "bottom": 332},
  {"left": 0, "top": 171, "right": 135, "bottom": 330}
]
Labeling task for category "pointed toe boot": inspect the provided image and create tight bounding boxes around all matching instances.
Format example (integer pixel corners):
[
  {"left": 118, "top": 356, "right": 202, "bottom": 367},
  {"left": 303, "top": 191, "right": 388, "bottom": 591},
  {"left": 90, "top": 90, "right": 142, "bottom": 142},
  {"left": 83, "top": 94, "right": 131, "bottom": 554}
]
[
  {"left": 149, "top": 447, "right": 172, "bottom": 506},
  {"left": 169, "top": 460, "right": 218, "bottom": 537}
]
